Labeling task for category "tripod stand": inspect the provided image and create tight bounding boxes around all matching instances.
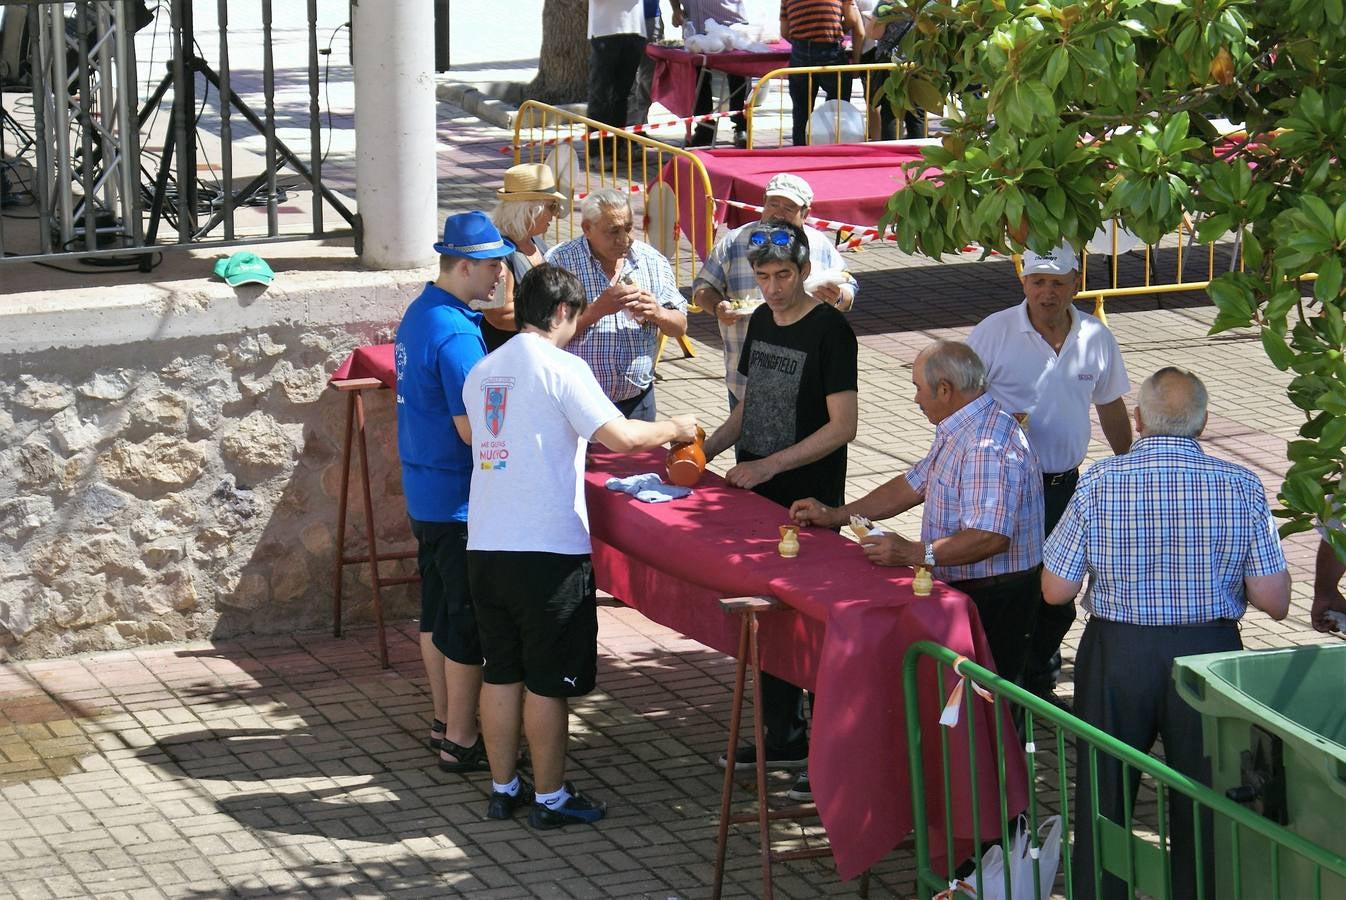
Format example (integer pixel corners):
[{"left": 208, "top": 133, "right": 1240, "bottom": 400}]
[{"left": 137, "top": 0, "right": 353, "bottom": 267}]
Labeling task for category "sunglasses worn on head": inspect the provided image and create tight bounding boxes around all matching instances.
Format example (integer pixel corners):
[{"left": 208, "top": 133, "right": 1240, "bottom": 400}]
[{"left": 749, "top": 227, "right": 793, "bottom": 247}]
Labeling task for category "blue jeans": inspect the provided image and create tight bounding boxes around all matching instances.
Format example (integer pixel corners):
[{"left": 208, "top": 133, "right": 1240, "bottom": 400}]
[
  {"left": 615, "top": 384, "right": 657, "bottom": 421},
  {"left": 787, "top": 41, "right": 851, "bottom": 145}
]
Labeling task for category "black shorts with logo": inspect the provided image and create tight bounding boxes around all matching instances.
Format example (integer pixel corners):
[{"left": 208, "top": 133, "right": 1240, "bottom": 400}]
[
  {"left": 410, "top": 519, "right": 481, "bottom": 665},
  {"left": 467, "top": 550, "right": 597, "bottom": 698}
]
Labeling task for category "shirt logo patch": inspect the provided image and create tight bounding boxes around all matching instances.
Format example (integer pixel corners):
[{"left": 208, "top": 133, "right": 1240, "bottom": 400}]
[
  {"left": 481, "top": 376, "right": 515, "bottom": 437},
  {"left": 394, "top": 343, "right": 408, "bottom": 404}
]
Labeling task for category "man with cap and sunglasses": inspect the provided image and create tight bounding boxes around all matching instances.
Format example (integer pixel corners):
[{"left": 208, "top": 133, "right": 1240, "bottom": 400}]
[
  {"left": 966, "top": 241, "right": 1132, "bottom": 704},
  {"left": 702, "top": 220, "right": 859, "bottom": 802},
  {"left": 395, "top": 211, "right": 515, "bottom": 776},
  {"left": 693, "top": 172, "right": 858, "bottom": 412}
]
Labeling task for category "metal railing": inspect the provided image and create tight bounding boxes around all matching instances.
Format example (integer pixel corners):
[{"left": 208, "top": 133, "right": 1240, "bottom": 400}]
[
  {"left": 0, "top": 0, "right": 353, "bottom": 270},
  {"left": 512, "top": 99, "right": 717, "bottom": 291},
  {"left": 903, "top": 641, "right": 1346, "bottom": 899},
  {"left": 744, "top": 61, "right": 908, "bottom": 148}
]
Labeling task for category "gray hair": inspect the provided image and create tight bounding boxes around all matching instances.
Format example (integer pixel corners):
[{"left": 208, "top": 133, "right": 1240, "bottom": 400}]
[
  {"left": 920, "top": 340, "right": 987, "bottom": 394},
  {"left": 580, "top": 187, "right": 631, "bottom": 224},
  {"left": 490, "top": 198, "right": 552, "bottom": 242},
  {"left": 1138, "top": 367, "right": 1207, "bottom": 437}
]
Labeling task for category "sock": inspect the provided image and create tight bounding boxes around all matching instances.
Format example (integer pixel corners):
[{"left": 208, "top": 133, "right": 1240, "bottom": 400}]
[
  {"left": 535, "top": 785, "right": 572, "bottom": 810},
  {"left": 492, "top": 776, "right": 520, "bottom": 797}
]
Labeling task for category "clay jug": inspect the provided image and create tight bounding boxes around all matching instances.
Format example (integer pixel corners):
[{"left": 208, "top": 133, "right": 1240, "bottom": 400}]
[
  {"left": 778, "top": 525, "right": 800, "bottom": 558},
  {"left": 666, "top": 426, "right": 707, "bottom": 487}
]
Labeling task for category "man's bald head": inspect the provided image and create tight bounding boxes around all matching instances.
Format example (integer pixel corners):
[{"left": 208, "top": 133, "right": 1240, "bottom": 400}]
[{"left": 1137, "top": 367, "right": 1208, "bottom": 437}]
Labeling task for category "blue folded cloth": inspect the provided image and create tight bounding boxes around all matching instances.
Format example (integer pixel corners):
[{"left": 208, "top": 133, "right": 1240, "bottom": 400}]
[{"left": 604, "top": 472, "right": 692, "bottom": 503}]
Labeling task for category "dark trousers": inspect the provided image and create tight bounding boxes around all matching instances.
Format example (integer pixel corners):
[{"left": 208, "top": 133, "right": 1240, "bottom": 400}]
[
  {"left": 1071, "top": 617, "right": 1241, "bottom": 900},
  {"left": 589, "top": 33, "right": 647, "bottom": 130},
  {"left": 691, "top": 70, "right": 748, "bottom": 141},
  {"left": 1024, "top": 468, "right": 1079, "bottom": 695},
  {"left": 859, "top": 48, "right": 923, "bottom": 140},
  {"left": 950, "top": 567, "right": 1042, "bottom": 686},
  {"left": 613, "top": 384, "right": 656, "bottom": 421},
  {"left": 787, "top": 41, "right": 851, "bottom": 145}
]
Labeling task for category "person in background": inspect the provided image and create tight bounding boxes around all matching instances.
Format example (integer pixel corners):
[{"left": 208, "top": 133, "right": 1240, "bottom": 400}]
[
  {"left": 628, "top": 0, "right": 664, "bottom": 125},
  {"left": 966, "top": 241, "right": 1131, "bottom": 705},
  {"left": 854, "top": 0, "right": 923, "bottom": 140},
  {"left": 465, "top": 264, "right": 698, "bottom": 827},
  {"left": 546, "top": 188, "right": 688, "bottom": 420},
  {"left": 1313, "top": 532, "right": 1346, "bottom": 632},
  {"left": 670, "top": 0, "right": 751, "bottom": 146},
  {"left": 1042, "top": 367, "right": 1290, "bottom": 900},
  {"left": 483, "top": 164, "right": 567, "bottom": 352},
  {"left": 780, "top": 0, "right": 864, "bottom": 145},
  {"left": 588, "top": 0, "right": 649, "bottom": 163},
  {"left": 395, "top": 211, "right": 514, "bottom": 776}
]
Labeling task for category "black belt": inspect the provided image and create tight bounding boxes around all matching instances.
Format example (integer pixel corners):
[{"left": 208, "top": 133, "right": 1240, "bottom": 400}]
[
  {"left": 1043, "top": 467, "right": 1078, "bottom": 488},
  {"left": 951, "top": 566, "right": 1041, "bottom": 593}
]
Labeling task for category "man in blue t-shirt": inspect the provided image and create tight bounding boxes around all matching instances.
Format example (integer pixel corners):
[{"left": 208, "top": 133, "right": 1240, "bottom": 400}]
[{"left": 395, "top": 210, "right": 514, "bottom": 774}]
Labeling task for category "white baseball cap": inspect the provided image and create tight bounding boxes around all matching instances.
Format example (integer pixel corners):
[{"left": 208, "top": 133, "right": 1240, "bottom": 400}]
[
  {"left": 764, "top": 173, "right": 814, "bottom": 208},
  {"left": 1021, "top": 242, "right": 1080, "bottom": 276}
]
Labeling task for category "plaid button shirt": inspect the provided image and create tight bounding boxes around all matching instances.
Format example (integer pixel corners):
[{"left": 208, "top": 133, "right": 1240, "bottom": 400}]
[
  {"left": 1044, "top": 436, "right": 1287, "bottom": 625},
  {"left": 905, "top": 394, "right": 1044, "bottom": 582},
  {"left": 693, "top": 222, "right": 856, "bottom": 401},
  {"left": 546, "top": 237, "right": 686, "bottom": 402}
]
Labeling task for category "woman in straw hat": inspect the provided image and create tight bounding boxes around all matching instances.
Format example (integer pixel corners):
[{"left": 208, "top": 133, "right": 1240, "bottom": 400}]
[{"left": 482, "top": 163, "right": 568, "bottom": 351}]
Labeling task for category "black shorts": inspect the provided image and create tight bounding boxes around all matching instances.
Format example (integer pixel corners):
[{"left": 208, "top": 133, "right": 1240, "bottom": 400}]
[
  {"left": 467, "top": 550, "right": 597, "bottom": 698},
  {"left": 410, "top": 519, "right": 481, "bottom": 665}
]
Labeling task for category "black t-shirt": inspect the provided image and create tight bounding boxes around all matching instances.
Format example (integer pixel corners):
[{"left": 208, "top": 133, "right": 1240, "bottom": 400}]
[{"left": 736, "top": 301, "right": 858, "bottom": 509}]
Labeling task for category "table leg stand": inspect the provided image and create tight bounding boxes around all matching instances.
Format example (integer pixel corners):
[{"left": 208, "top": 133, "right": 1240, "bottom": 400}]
[{"left": 329, "top": 379, "right": 420, "bottom": 670}]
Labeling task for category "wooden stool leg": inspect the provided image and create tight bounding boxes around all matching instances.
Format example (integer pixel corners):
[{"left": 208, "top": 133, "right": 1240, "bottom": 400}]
[
  {"left": 712, "top": 610, "right": 754, "bottom": 900},
  {"left": 353, "top": 392, "right": 390, "bottom": 669},
  {"left": 747, "top": 611, "right": 773, "bottom": 900},
  {"left": 332, "top": 391, "right": 356, "bottom": 638}
]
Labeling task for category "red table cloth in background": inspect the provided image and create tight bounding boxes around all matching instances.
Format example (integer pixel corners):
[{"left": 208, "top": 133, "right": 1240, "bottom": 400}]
[
  {"left": 647, "top": 41, "right": 792, "bottom": 120},
  {"left": 658, "top": 143, "right": 936, "bottom": 257},
  {"left": 330, "top": 343, "right": 396, "bottom": 386},
  {"left": 586, "top": 449, "right": 1027, "bottom": 880}
]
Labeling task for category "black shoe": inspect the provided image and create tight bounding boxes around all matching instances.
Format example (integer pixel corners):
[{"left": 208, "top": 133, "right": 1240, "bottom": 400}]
[
  {"left": 733, "top": 127, "right": 748, "bottom": 149},
  {"left": 486, "top": 777, "right": 534, "bottom": 820},
  {"left": 716, "top": 743, "right": 809, "bottom": 772},
  {"left": 527, "top": 782, "right": 607, "bottom": 829},
  {"left": 687, "top": 125, "right": 716, "bottom": 148},
  {"left": 437, "top": 733, "right": 491, "bottom": 773},
  {"left": 785, "top": 773, "right": 812, "bottom": 802}
]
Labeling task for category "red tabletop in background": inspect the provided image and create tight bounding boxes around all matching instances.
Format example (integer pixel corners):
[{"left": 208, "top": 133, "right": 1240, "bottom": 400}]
[
  {"left": 647, "top": 41, "right": 791, "bottom": 120},
  {"left": 330, "top": 343, "right": 396, "bottom": 386},
  {"left": 586, "top": 449, "right": 1026, "bottom": 880},
  {"left": 658, "top": 144, "right": 935, "bottom": 257}
]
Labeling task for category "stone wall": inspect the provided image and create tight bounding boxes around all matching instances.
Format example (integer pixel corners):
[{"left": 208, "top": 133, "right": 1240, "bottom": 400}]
[{"left": 0, "top": 266, "right": 427, "bottom": 658}]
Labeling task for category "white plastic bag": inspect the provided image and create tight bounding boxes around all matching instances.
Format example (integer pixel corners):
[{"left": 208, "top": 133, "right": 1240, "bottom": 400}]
[{"left": 939, "top": 815, "right": 1063, "bottom": 900}]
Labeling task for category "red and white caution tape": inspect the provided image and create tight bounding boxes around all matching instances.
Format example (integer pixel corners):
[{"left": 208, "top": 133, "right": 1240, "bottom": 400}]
[{"left": 500, "top": 108, "right": 747, "bottom": 153}]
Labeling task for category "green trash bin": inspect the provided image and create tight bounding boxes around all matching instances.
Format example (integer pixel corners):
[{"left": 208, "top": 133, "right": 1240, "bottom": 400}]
[{"left": 1174, "top": 643, "right": 1346, "bottom": 898}]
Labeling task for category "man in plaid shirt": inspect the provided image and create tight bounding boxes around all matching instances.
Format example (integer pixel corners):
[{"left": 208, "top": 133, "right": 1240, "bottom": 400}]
[
  {"left": 792, "top": 339, "right": 1045, "bottom": 683},
  {"left": 1043, "top": 366, "right": 1290, "bottom": 900},
  {"left": 547, "top": 188, "right": 689, "bottom": 421}
]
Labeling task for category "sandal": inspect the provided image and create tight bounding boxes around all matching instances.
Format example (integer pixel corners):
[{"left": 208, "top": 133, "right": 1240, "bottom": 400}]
[
  {"left": 437, "top": 733, "right": 491, "bottom": 773},
  {"left": 427, "top": 718, "right": 446, "bottom": 754}
]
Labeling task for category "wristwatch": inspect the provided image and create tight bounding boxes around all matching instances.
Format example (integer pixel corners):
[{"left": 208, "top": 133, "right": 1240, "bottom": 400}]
[{"left": 923, "top": 542, "right": 936, "bottom": 567}]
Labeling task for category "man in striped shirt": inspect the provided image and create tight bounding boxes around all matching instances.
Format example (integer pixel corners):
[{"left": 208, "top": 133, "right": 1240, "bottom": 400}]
[
  {"left": 792, "top": 340, "right": 1045, "bottom": 684},
  {"left": 780, "top": 0, "right": 865, "bottom": 145},
  {"left": 1043, "top": 366, "right": 1290, "bottom": 900}
]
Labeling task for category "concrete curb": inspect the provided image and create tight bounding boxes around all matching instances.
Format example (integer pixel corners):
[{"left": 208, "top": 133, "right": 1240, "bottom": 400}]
[{"left": 436, "top": 81, "right": 517, "bottom": 130}]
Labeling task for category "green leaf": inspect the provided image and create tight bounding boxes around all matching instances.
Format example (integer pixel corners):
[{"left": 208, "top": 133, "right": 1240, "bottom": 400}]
[
  {"left": 1262, "top": 327, "right": 1295, "bottom": 370},
  {"left": 1044, "top": 45, "right": 1068, "bottom": 88},
  {"left": 1315, "top": 257, "right": 1344, "bottom": 305}
]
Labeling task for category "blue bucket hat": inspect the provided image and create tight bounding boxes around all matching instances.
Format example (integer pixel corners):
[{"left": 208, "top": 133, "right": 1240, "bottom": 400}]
[{"left": 433, "top": 210, "right": 516, "bottom": 259}]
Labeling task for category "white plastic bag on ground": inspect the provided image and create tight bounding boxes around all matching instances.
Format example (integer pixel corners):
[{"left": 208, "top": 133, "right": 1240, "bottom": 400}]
[{"left": 938, "top": 815, "right": 1063, "bottom": 900}]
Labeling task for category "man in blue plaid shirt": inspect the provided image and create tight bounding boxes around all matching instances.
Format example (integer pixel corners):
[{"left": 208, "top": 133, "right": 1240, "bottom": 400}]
[
  {"left": 547, "top": 188, "right": 689, "bottom": 421},
  {"left": 1042, "top": 366, "right": 1290, "bottom": 900}
]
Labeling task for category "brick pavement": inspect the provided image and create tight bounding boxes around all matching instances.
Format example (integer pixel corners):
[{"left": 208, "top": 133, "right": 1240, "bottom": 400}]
[{"left": 2, "top": 101, "right": 1342, "bottom": 898}]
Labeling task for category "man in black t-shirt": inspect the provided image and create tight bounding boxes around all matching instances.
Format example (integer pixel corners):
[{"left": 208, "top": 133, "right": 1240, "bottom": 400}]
[{"left": 702, "top": 220, "right": 859, "bottom": 801}]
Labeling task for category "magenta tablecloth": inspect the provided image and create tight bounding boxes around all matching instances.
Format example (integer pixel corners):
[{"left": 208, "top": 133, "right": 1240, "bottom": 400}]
[
  {"left": 586, "top": 449, "right": 1027, "bottom": 880},
  {"left": 647, "top": 41, "right": 791, "bottom": 120}
]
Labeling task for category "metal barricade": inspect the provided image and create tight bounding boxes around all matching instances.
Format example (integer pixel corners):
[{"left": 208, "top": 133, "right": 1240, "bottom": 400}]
[
  {"left": 0, "top": 0, "right": 353, "bottom": 269},
  {"left": 511, "top": 99, "right": 716, "bottom": 290},
  {"left": 743, "top": 61, "right": 906, "bottom": 149},
  {"left": 903, "top": 640, "right": 1346, "bottom": 899}
]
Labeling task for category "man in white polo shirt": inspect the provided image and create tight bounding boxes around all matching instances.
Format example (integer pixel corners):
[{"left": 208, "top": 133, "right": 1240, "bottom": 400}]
[{"left": 967, "top": 242, "right": 1132, "bottom": 703}]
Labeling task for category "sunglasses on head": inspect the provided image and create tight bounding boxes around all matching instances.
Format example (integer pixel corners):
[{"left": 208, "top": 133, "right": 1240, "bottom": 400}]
[{"left": 748, "top": 227, "right": 794, "bottom": 247}]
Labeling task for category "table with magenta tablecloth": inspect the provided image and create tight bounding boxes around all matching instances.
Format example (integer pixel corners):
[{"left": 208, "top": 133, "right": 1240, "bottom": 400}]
[
  {"left": 647, "top": 41, "right": 792, "bottom": 120},
  {"left": 658, "top": 144, "right": 937, "bottom": 257},
  {"left": 586, "top": 449, "right": 1026, "bottom": 880}
]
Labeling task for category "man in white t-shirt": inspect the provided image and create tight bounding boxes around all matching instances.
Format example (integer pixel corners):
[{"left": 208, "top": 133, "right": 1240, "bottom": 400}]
[
  {"left": 966, "top": 242, "right": 1132, "bottom": 702},
  {"left": 464, "top": 263, "right": 698, "bottom": 830}
]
